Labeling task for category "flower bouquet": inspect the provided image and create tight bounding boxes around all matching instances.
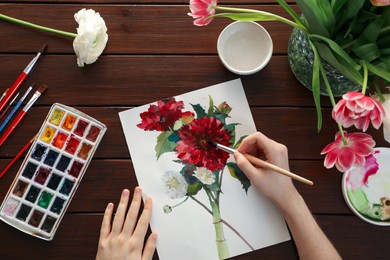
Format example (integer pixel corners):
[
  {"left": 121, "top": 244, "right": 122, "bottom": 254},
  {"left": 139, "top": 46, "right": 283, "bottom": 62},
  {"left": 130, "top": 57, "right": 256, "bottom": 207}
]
[
  {"left": 189, "top": 0, "right": 390, "bottom": 174},
  {"left": 137, "top": 96, "right": 253, "bottom": 259}
]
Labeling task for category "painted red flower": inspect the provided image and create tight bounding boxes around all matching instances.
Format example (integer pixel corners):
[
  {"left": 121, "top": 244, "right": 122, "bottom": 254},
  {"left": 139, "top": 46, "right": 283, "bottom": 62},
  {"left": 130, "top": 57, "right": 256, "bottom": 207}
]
[
  {"left": 137, "top": 98, "right": 194, "bottom": 131},
  {"left": 321, "top": 131, "right": 375, "bottom": 172},
  {"left": 176, "top": 116, "right": 232, "bottom": 171},
  {"left": 332, "top": 91, "right": 385, "bottom": 132}
]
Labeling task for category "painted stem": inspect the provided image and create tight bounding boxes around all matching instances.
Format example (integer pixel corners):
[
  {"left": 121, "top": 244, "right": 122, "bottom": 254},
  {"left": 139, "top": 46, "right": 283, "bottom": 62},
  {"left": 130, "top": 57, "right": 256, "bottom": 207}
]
[
  {"left": 209, "top": 198, "right": 229, "bottom": 259},
  {"left": 0, "top": 13, "right": 77, "bottom": 38},
  {"left": 190, "top": 196, "right": 255, "bottom": 250}
]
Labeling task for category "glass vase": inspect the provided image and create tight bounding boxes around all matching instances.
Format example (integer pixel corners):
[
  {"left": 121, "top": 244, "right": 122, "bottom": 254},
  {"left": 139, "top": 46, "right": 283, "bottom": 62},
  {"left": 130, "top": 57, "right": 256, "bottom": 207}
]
[{"left": 287, "top": 28, "right": 361, "bottom": 97}]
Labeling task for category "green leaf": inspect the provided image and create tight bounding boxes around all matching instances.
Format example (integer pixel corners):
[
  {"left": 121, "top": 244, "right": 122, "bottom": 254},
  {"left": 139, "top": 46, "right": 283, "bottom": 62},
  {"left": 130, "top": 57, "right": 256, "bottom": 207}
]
[
  {"left": 155, "top": 131, "right": 177, "bottom": 159},
  {"left": 227, "top": 162, "right": 251, "bottom": 193},
  {"left": 309, "top": 34, "right": 361, "bottom": 70},
  {"left": 207, "top": 95, "right": 214, "bottom": 117},
  {"left": 187, "top": 183, "right": 202, "bottom": 196},
  {"left": 191, "top": 103, "right": 207, "bottom": 119},
  {"left": 366, "top": 62, "right": 390, "bottom": 82},
  {"left": 296, "top": 0, "right": 335, "bottom": 37},
  {"left": 211, "top": 13, "right": 277, "bottom": 22},
  {"left": 353, "top": 43, "right": 381, "bottom": 62},
  {"left": 309, "top": 40, "right": 322, "bottom": 131},
  {"left": 233, "top": 135, "right": 248, "bottom": 149},
  {"left": 213, "top": 112, "right": 229, "bottom": 125},
  {"left": 224, "top": 123, "right": 238, "bottom": 145},
  {"left": 276, "top": 0, "right": 305, "bottom": 28}
]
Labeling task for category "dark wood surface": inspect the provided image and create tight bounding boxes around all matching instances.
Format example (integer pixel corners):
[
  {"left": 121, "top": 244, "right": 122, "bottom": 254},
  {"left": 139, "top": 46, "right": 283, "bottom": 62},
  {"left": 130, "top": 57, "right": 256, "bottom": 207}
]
[{"left": 0, "top": 1, "right": 388, "bottom": 259}]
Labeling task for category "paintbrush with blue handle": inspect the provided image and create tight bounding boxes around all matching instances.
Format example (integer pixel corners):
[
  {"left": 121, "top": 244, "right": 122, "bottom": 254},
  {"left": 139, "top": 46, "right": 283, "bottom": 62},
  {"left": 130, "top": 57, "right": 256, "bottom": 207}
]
[{"left": 0, "top": 84, "right": 33, "bottom": 133}]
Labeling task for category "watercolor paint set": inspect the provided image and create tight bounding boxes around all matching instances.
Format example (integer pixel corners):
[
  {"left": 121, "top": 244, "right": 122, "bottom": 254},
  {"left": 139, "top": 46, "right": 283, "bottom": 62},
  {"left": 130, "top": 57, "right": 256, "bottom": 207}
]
[{"left": 0, "top": 103, "right": 106, "bottom": 240}]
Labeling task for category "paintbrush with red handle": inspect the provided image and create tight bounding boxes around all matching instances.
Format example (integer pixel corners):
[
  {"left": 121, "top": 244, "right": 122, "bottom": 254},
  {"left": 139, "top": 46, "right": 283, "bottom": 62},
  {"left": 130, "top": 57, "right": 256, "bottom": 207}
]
[
  {"left": 0, "top": 135, "right": 37, "bottom": 179},
  {"left": 0, "top": 43, "right": 47, "bottom": 114},
  {"left": 0, "top": 84, "right": 47, "bottom": 147}
]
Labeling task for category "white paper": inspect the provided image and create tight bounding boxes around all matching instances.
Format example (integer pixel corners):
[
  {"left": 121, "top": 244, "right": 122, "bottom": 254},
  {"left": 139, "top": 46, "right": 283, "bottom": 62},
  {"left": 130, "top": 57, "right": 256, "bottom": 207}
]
[{"left": 119, "top": 79, "right": 290, "bottom": 260}]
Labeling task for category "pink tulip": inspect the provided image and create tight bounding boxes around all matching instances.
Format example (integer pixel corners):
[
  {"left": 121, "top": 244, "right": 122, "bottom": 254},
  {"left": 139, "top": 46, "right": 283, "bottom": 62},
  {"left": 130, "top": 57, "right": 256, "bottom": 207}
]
[
  {"left": 332, "top": 91, "right": 385, "bottom": 132},
  {"left": 188, "top": 0, "right": 217, "bottom": 26},
  {"left": 321, "top": 131, "right": 375, "bottom": 172},
  {"left": 371, "top": 0, "right": 390, "bottom": 6}
]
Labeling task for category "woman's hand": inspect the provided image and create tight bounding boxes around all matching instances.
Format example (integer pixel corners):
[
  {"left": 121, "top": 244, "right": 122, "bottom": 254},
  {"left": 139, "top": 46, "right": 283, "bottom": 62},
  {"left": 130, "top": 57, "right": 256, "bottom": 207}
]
[{"left": 96, "top": 187, "right": 157, "bottom": 260}]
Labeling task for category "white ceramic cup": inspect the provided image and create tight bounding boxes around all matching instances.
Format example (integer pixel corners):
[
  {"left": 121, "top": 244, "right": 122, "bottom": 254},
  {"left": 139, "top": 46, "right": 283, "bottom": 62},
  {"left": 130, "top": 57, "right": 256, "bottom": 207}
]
[{"left": 217, "top": 21, "right": 273, "bottom": 75}]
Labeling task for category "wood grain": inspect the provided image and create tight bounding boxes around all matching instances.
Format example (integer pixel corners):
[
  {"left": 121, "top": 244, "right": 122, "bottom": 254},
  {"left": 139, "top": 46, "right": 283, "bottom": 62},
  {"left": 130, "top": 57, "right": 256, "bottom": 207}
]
[{"left": 0, "top": 1, "right": 388, "bottom": 259}]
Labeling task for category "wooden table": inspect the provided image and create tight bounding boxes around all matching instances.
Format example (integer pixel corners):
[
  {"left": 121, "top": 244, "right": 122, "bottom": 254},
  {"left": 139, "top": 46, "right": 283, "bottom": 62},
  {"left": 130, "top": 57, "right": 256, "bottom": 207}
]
[{"left": 0, "top": 0, "right": 388, "bottom": 259}]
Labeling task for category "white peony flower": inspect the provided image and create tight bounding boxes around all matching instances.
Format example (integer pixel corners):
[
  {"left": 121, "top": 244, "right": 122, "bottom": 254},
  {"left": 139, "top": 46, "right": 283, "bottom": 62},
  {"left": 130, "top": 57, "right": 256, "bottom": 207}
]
[
  {"left": 73, "top": 8, "right": 108, "bottom": 67},
  {"left": 381, "top": 94, "right": 390, "bottom": 143},
  {"left": 194, "top": 167, "right": 216, "bottom": 185},
  {"left": 162, "top": 171, "right": 188, "bottom": 199}
]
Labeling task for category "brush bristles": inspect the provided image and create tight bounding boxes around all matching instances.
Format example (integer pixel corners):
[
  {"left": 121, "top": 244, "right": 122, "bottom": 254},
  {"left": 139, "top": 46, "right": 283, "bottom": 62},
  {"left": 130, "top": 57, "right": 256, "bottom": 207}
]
[
  {"left": 39, "top": 43, "right": 48, "bottom": 54},
  {"left": 37, "top": 84, "right": 48, "bottom": 94},
  {"left": 208, "top": 141, "right": 218, "bottom": 148}
]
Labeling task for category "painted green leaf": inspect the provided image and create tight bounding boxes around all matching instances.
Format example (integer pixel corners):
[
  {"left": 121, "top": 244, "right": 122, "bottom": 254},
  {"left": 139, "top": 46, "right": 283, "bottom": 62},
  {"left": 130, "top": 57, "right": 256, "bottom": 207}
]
[
  {"left": 191, "top": 103, "right": 207, "bottom": 119},
  {"left": 155, "top": 131, "right": 177, "bottom": 159},
  {"left": 225, "top": 123, "right": 238, "bottom": 146},
  {"left": 227, "top": 162, "right": 251, "bottom": 193},
  {"left": 208, "top": 95, "right": 214, "bottom": 116},
  {"left": 213, "top": 112, "right": 229, "bottom": 125},
  {"left": 187, "top": 183, "right": 202, "bottom": 196},
  {"left": 233, "top": 135, "right": 248, "bottom": 149}
]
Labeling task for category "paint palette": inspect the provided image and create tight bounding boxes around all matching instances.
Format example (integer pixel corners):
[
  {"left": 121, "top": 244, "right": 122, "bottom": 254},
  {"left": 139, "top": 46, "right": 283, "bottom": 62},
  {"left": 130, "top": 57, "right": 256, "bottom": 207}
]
[
  {"left": 342, "top": 147, "right": 390, "bottom": 226},
  {"left": 0, "top": 103, "right": 106, "bottom": 240}
]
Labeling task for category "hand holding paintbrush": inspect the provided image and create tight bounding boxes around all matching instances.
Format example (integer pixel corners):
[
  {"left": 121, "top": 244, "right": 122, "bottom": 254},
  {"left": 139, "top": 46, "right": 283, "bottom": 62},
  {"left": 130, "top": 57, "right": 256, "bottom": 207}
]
[
  {"left": 0, "top": 84, "right": 47, "bottom": 147},
  {"left": 209, "top": 136, "right": 313, "bottom": 186}
]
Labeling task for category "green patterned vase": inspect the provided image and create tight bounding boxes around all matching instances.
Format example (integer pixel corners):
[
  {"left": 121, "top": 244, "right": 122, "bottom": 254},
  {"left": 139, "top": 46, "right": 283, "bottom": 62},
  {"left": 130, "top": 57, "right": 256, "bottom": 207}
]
[{"left": 288, "top": 28, "right": 361, "bottom": 97}]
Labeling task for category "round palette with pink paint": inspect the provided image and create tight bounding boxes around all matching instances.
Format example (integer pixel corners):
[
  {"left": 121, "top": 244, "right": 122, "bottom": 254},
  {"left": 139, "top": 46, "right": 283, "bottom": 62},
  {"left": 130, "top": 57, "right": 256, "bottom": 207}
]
[{"left": 342, "top": 147, "right": 390, "bottom": 226}]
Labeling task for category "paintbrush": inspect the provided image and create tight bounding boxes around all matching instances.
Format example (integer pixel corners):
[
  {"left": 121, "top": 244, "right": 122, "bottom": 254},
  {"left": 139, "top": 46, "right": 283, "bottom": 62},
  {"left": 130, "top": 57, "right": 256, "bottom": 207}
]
[
  {"left": 0, "top": 92, "right": 20, "bottom": 120},
  {"left": 0, "top": 135, "right": 37, "bottom": 179},
  {"left": 0, "top": 88, "right": 9, "bottom": 103},
  {"left": 0, "top": 43, "right": 47, "bottom": 114},
  {"left": 0, "top": 84, "right": 47, "bottom": 147},
  {"left": 209, "top": 141, "right": 314, "bottom": 186},
  {"left": 0, "top": 85, "right": 34, "bottom": 133}
]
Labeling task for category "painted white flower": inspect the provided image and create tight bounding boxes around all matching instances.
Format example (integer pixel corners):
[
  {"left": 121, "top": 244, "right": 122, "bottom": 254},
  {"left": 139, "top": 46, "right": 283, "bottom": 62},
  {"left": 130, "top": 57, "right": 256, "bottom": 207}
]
[
  {"left": 194, "top": 167, "right": 216, "bottom": 185},
  {"left": 381, "top": 94, "right": 390, "bottom": 143},
  {"left": 162, "top": 170, "right": 188, "bottom": 199},
  {"left": 73, "top": 8, "right": 108, "bottom": 67}
]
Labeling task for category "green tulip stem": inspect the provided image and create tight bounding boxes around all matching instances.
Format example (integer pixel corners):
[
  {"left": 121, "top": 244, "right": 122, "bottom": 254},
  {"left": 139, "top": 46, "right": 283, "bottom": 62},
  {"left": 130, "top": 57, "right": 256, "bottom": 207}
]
[
  {"left": 374, "top": 80, "right": 385, "bottom": 103},
  {"left": 212, "top": 5, "right": 309, "bottom": 34},
  {"left": 320, "top": 64, "right": 348, "bottom": 145},
  {"left": 0, "top": 13, "right": 77, "bottom": 38},
  {"left": 361, "top": 60, "right": 368, "bottom": 95}
]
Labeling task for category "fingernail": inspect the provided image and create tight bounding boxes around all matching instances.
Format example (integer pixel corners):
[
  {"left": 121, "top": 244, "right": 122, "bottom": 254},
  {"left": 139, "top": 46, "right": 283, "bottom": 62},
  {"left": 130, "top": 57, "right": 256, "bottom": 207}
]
[
  {"left": 122, "top": 189, "right": 129, "bottom": 196},
  {"left": 107, "top": 203, "right": 113, "bottom": 209}
]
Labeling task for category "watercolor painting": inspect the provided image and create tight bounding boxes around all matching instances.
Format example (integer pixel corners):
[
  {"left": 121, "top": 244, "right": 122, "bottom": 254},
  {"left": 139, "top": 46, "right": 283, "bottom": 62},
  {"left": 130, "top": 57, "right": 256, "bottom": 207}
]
[
  {"left": 119, "top": 79, "right": 290, "bottom": 260},
  {"left": 342, "top": 147, "right": 390, "bottom": 226}
]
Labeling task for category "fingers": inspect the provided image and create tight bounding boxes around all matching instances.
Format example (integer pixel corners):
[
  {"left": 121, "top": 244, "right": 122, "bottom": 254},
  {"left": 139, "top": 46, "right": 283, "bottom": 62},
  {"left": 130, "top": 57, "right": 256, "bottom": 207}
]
[
  {"left": 234, "top": 151, "right": 263, "bottom": 180},
  {"left": 99, "top": 202, "right": 114, "bottom": 239},
  {"left": 142, "top": 233, "right": 158, "bottom": 260},
  {"left": 238, "top": 132, "right": 270, "bottom": 155},
  {"left": 123, "top": 187, "right": 143, "bottom": 235},
  {"left": 133, "top": 197, "right": 153, "bottom": 240},
  {"left": 111, "top": 189, "right": 131, "bottom": 234}
]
